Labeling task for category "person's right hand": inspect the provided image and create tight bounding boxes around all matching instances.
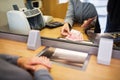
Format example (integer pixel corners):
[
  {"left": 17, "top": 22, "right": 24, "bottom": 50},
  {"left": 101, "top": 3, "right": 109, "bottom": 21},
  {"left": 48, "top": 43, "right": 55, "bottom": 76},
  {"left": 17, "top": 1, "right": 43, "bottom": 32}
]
[
  {"left": 61, "top": 23, "right": 71, "bottom": 36},
  {"left": 33, "top": 56, "right": 51, "bottom": 71}
]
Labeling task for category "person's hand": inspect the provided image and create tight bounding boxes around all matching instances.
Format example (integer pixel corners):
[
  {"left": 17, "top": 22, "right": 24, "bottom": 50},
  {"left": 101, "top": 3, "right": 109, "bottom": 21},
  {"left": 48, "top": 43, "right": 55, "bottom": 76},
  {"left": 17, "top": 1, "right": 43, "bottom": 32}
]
[
  {"left": 17, "top": 56, "right": 52, "bottom": 71},
  {"left": 34, "top": 57, "right": 52, "bottom": 71},
  {"left": 81, "top": 17, "right": 96, "bottom": 28},
  {"left": 61, "top": 23, "right": 71, "bottom": 36},
  {"left": 37, "top": 56, "right": 52, "bottom": 70}
]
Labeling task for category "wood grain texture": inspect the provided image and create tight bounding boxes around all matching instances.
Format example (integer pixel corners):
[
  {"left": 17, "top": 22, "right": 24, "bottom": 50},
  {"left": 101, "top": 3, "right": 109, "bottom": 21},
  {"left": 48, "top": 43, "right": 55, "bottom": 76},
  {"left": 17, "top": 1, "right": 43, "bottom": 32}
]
[
  {"left": 42, "top": 0, "right": 68, "bottom": 18},
  {"left": 0, "top": 38, "right": 120, "bottom": 80},
  {"left": 0, "top": 39, "right": 45, "bottom": 57}
]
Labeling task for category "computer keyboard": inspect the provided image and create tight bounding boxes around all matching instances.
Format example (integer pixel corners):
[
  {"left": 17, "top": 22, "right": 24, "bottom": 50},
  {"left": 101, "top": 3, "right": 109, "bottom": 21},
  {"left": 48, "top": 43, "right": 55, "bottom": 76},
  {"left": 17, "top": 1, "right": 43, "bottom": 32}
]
[{"left": 45, "top": 21, "right": 64, "bottom": 28}]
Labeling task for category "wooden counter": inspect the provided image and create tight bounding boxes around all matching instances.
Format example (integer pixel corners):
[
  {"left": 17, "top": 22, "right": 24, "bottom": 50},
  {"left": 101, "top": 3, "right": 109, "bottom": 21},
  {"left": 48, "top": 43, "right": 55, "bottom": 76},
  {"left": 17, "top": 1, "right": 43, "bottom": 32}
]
[
  {"left": 40, "top": 18, "right": 88, "bottom": 41},
  {"left": 0, "top": 38, "right": 120, "bottom": 80},
  {"left": 0, "top": 38, "right": 45, "bottom": 57}
]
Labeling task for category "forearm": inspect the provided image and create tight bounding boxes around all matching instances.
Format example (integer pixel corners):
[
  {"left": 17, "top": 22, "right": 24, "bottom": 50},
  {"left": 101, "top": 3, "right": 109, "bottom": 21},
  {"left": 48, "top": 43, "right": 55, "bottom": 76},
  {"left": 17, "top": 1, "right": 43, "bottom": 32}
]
[
  {"left": 64, "top": 17, "right": 74, "bottom": 27},
  {"left": 63, "top": 23, "right": 72, "bottom": 30},
  {"left": 0, "top": 54, "right": 19, "bottom": 65},
  {"left": 34, "top": 69, "right": 53, "bottom": 80},
  {"left": 64, "top": 0, "right": 74, "bottom": 27}
]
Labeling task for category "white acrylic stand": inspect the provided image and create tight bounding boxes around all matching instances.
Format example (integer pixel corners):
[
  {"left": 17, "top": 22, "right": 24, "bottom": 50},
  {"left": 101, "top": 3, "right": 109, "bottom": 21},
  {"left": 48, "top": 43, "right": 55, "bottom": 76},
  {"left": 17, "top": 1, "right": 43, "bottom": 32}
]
[
  {"left": 97, "top": 38, "right": 113, "bottom": 65},
  {"left": 27, "top": 30, "right": 41, "bottom": 50}
]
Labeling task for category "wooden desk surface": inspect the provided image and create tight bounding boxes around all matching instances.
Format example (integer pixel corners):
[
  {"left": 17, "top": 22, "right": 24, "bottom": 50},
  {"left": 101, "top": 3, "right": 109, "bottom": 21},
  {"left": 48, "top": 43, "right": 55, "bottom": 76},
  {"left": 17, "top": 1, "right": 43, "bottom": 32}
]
[
  {"left": 40, "top": 18, "right": 88, "bottom": 41},
  {"left": 0, "top": 39, "right": 120, "bottom": 80},
  {"left": 0, "top": 39, "right": 45, "bottom": 57}
]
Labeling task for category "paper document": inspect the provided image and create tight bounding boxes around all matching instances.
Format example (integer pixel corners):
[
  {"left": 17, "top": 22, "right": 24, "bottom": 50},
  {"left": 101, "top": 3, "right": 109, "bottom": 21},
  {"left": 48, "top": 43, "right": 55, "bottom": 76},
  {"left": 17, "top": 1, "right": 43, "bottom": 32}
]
[
  {"left": 65, "top": 29, "right": 83, "bottom": 41},
  {"left": 53, "top": 48, "right": 88, "bottom": 63}
]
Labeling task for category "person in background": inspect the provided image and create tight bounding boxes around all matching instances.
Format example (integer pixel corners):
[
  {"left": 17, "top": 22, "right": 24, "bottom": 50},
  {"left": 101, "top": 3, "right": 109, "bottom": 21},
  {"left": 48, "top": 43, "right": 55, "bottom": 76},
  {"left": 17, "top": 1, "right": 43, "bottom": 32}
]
[
  {"left": 61, "top": 0, "right": 101, "bottom": 36},
  {"left": 105, "top": 0, "right": 120, "bottom": 32},
  {"left": 0, "top": 54, "right": 53, "bottom": 80}
]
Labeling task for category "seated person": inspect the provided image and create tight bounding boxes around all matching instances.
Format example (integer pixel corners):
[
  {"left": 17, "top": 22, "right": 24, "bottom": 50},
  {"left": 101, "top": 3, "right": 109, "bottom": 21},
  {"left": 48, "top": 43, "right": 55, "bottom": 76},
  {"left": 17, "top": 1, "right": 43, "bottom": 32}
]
[
  {"left": 61, "top": 0, "right": 101, "bottom": 37},
  {"left": 0, "top": 54, "right": 53, "bottom": 80}
]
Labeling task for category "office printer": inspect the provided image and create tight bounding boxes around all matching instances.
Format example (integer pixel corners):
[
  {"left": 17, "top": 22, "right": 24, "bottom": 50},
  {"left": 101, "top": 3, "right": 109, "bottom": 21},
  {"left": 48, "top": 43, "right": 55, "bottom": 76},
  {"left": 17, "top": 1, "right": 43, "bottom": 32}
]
[{"left": 7, "top": 8, "right": 45, "bottom": 35}]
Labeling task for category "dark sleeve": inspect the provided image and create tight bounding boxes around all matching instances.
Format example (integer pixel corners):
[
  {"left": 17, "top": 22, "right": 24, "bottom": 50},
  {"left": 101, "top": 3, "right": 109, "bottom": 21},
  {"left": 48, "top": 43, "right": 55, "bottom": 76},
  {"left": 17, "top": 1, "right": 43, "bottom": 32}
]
[
  {"left": 107, "top": 0, "right": 120, "bottom": 25},
  {"left": 34, "top": 69, "right": 53, "bottom": 80},
  {"left": 0, "top": 54, "right": 19, "bottom": 65},
  {"left": 107, "top": 0, "right": 114, "bottom": 13}
]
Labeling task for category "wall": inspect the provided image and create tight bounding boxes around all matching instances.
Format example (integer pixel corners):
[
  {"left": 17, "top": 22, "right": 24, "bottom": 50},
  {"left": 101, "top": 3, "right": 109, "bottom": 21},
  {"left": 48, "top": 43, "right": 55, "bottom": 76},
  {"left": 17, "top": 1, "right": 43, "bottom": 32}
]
[
  {"left": 42, "top": 0, "right": 68, "bottom": 19},
  {"left": 0, "top": 0, "right": 25, "bottom": 32}
]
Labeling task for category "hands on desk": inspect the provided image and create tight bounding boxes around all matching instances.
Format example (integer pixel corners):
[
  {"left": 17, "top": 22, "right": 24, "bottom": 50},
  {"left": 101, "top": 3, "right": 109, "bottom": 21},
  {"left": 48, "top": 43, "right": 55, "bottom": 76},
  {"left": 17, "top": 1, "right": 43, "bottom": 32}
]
[
  {"left": 61, "top": 23, "right": 71, "bottom": 36},
  {"left": 61, "top": 17, "right": 96, "bottom": 36},
  {"left": 17, "top": 56, "right": 52, "bottom": 72}
]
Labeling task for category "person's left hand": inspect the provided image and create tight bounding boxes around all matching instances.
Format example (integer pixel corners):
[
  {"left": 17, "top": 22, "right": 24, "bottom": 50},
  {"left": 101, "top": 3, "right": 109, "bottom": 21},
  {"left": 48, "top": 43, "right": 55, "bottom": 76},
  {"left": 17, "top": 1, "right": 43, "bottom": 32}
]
[{"left": 81, "top": 17, "right": 96, "bottom": 28}]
